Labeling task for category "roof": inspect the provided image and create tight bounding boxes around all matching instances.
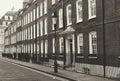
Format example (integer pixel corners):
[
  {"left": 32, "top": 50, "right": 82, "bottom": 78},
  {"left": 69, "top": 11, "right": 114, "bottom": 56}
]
[{"left": 4, "top": 11, "right": 17, "bottom": 16}]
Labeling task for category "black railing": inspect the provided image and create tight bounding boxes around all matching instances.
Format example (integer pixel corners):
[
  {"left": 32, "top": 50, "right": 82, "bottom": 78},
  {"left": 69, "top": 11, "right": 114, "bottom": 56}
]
[{"left": 2, "top": 53, "right": 12, "bottom": 58}]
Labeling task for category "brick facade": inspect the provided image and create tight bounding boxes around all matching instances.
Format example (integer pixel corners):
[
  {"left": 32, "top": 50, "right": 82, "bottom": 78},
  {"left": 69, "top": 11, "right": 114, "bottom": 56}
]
[{"left": 3, "top": 0, "right": 120, "bottom": 78}]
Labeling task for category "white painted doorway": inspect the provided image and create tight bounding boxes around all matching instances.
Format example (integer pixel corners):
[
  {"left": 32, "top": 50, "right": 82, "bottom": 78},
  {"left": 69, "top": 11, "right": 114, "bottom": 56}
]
[{"left": 66, "top": 34, "right": 75, "bottom": 67}]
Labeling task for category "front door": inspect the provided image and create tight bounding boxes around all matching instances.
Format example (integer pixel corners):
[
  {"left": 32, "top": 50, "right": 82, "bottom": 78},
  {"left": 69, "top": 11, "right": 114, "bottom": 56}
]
[
  {"left": 66, "top": 34, "right": 75, "bottom": 67},
  {"left": 69, "top": 39, "right": 73, "bottom": 65}
]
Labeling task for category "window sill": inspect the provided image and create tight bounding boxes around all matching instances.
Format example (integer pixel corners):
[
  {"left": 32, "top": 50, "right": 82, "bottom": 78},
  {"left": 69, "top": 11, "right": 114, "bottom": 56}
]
[
  {"left": 52, "top": 3, "right": 55, "bottom": 5},
  {"left": 88, "top": 16, "right": 96, "bottom": 20},
  {"left": 88, "top": 54, "right": 97, "bottom": 59},
  {"left": 67, "top": 23, "right": 72, "bottom": 26},
  {"left": 77, "top": 56, "right": 84, "bottom": 58},
  {"left": 76, "top": 54, "right": 84, "bottom": 58},
  {"left": 76, "top": 20, "right": 83, "bottom": 23},
  {"left": 88, "top": 56, "right": 97, "bottom": 59},
  {"left": 59, "top": 26, "right": 63, "bottom": 29}
]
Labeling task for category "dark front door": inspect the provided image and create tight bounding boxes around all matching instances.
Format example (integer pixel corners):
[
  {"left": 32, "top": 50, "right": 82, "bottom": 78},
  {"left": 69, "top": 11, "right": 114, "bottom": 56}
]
[{"left": 69, "top": 39, "right": 73, "bottom": 65}]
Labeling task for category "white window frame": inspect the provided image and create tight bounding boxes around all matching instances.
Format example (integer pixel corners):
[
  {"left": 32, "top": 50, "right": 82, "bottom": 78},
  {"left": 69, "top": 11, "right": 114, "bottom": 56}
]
[
  {"left": 26, "top": 29, "right": 27, "bottom": 40},
  {"left": 33, "top": 24, "right": 36, "bottom": 38},
  {"left": 23, "top": 30, "right": 25, "bottom": 40},
  {"left": 52, "top": 0, "right": 56, "bottom": 5},
  {"left": 37, "top": 42, "right": 39, "bottom": 54},
  {"left": 77, "top": 33, "right": 83, "bottom": 54},
  {"left": 41, "top": 40, "right": 43, "bottom": 57},
  {"left": 37, "top": 22, "right": 39, "bottom": 37},
  {"left": 5, "top": 16, "right": 8, "bottom": 20},
  {"left": 44, "top": 0, "right": 47, "bottom": 14},
  {"left": 28, "top": 27, "right": 30, "bottom": 40},
  {"left": 45, "top": 40, "right": 48, "bottom": 57},
  {"left": 40, "top": 3, "right": 43, "bottom": 16},
  {"left": 59, "top": 37, "right": 64, "bottom": 53},
  {"left": 25, "top": 15, "right": 27, "bottom": 24},
  {"left": 52, "top": 38, "right": 55, "bottom": 53},
  {"left": 28, "top": 44, "right": 30, "bottom": 53},
  {"left": 10, "top": 16, "right": 13, "bottom": 20},
  {"left": 37, "top": 6, "right": 39, "bottom": 18},
  {"left": 88, "top": 0, "right": 96, "bottom": 19},
  {"left": 31, "top": 11, "right": 33, "bottom": 22},
  {"left": 59, "top": 8, "right": 63, "bottom": 28},
  {"left": 30, "top": 26, "right": 33, "bottom": 39},
  {"left": 40, "top": 20, "right": 43, "bottom": 36},
  {"left": 66, "top": 4, "right": 72, "bottom": 26},
  {"left": 28, "top": 13, "right": 30, "bottom": 23},
  {"left": 33, "top": 8, "right": 36, "bottom": 20},
  {"left": 44, "top": 18, "right": 48, "bottom": 34},
  {"left": 52, "top": 13, "right": 55, "bottom": 30},
  {"left": 76, "top": 0, "right": 83, "bottom": 23},
  {"left": 89, "top": 31, "right": 97, "bottom": 54}
]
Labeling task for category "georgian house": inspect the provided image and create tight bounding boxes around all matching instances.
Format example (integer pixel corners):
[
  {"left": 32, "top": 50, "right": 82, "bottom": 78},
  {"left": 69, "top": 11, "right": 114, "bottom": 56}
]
[
  {"left": 0, "top": 10, "right": 17, "bottom": 56},
  {"left": 4, "top": 0, "right": 120, "bottom": 78}
]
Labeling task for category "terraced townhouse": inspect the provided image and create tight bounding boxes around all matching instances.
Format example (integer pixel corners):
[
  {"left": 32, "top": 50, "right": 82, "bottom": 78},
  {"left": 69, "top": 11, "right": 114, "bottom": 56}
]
[{"left": 3, "top": 0, "right": 120, "bottom": 78}]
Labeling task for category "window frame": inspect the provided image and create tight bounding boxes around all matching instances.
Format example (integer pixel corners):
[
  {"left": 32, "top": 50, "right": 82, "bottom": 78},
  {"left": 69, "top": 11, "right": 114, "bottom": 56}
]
[
  {"left": 44, "top": 0, "right": 47, "bottom": 14},
  {"left": 59, "top": 8, "right": 63, "bottom": 28},
  {"left": 44, "top": 17, "right": 48, "bottom": 34},
  {"left": 52, "top": 38, "right": 55, "bottom": 53},
  {"left": 88, "top": 0, "right": 96, "bottom": 19},
  {"left": 45, "top": 40, "right": 48, "bottom": 57},
  {"left": 66, "top": 4, "right": 72, "bottom": 26},
  {"left": 89, "top": 31, "right": 97, "bottom": 54},
  {"left": 41, "top": 40, "right": 44, "bottom": 57},
  {"left": 52, "top": 0, "right": 56, "bottom": 5},
  {"left": 59, "top": 37, "right": 64, "bottom": 53},
  {"left": 76, "top": 0, "right": 83, "bottom": 23},
  {"left": 40, "top": 20, "right": 43, "bottom": 36},
  {"left": 77, "top": 33, "right": 84, "bottom": 54}
]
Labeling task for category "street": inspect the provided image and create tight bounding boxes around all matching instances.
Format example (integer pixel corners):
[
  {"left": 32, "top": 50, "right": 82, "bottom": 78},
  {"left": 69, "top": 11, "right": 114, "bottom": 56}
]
[{"left": 0, "top": 59, "right": 67, "bottom": 81}]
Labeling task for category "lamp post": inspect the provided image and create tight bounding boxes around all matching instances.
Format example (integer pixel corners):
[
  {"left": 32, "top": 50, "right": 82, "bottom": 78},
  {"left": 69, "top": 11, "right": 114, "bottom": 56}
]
[{"left": 52, "top": 12, "right": 58, "bottom": 73}]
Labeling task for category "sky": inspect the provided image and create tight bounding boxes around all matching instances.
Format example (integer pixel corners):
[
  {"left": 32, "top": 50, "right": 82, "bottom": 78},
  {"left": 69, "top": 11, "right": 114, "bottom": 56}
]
[{"left": 0, "top": 0, "right": 23, "bottom": 17}]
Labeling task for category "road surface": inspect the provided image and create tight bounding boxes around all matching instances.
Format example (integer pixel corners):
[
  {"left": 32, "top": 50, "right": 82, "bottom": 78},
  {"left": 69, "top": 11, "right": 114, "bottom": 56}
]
[{"left": 0, "top": 60, "right": 67, "bottom": 81}]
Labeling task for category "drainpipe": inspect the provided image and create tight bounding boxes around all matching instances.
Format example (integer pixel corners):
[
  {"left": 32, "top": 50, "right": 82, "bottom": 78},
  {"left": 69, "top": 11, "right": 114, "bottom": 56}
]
[
  {"left": 61, "top": 0, "right": 66, "bottom": 70},
  {"left": 102, "top": 0, "right": 106, "bottom": 77},
  {"left": 35, "top": 3, "right": 38, "bottom": 63}
]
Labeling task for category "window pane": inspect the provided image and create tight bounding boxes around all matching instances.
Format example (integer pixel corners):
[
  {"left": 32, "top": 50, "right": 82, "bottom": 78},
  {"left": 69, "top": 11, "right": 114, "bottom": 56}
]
[
  {"left": 59, "top": 8, "right": 63, "bottom": 28},
  {"left": 77, "top": 34, "right": 83, "bottom": 53},
  {"left": 66, "top": 4, "right": 72, "bottom": 25},
  {"left": 59, "top": 37, "right": 64, "bottom": 53},
  {"left": 76, "top": 0, "right": 83, "bottom": 22},
  {"left": 89, "top": 31, "right": 97, "bottom": 54},
  {"left": 88, "top": 0, "right": 96, "bottom": 19}
]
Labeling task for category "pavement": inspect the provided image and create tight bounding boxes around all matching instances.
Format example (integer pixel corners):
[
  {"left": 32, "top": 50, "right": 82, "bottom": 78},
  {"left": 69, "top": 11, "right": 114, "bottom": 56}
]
[{"left": 0, "top": 57, "right": 117, "bottom": 81}]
